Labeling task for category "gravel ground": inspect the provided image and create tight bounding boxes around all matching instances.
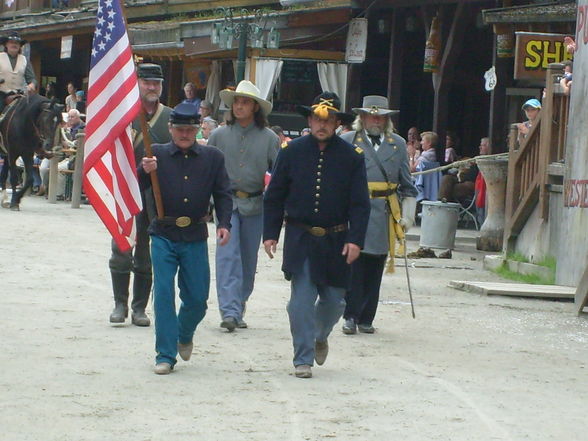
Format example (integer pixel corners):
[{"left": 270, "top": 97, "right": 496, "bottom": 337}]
[{"left": 1, "top": 195, "right": 586, "bottom": 441}]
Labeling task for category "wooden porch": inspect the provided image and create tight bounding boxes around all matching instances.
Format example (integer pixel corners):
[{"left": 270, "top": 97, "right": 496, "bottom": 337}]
[{"left": 503, "top": 62, "right": 570, "bottom": 253}]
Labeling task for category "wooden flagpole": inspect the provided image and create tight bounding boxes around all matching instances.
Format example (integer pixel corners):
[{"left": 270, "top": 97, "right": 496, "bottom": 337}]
[{"left": 138, "top": 112, "right": 165, "bottom": 220}]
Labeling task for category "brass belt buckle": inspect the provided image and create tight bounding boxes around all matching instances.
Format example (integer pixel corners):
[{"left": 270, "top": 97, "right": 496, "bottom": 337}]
[
  {"left": 309, "top": 226, "right": 326, "bottom": 237},
  {"left": 176, "top": 216, "right": 191, "bottom": 228},
  {"left": 235, "top": 190, "right": 249, "bottom": 199}
]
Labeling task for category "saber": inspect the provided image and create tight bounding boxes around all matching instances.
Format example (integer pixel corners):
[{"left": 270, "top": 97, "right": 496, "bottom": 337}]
[{"left": 403, "top": 238, "right": 416, "bottom": 318}]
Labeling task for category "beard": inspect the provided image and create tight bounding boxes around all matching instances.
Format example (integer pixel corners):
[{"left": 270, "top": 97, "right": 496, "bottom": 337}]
[{"left": 366, "top": 126, "right": 382, "bottom": 137}]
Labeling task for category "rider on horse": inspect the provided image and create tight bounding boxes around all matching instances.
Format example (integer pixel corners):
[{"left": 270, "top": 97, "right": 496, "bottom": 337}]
[{"left": 0, "top": 31, "right": 37, "bottom": 114}]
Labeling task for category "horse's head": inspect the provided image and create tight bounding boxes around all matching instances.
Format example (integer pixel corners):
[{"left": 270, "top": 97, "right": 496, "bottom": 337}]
[{"left": 37, "top": 99, "right": 64, "bottom": 152}]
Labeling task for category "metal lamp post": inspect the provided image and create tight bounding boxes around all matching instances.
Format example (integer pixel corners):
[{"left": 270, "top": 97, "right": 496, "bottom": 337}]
[{"left": 211, "top": 8, "right": 280, "bottom": 83}]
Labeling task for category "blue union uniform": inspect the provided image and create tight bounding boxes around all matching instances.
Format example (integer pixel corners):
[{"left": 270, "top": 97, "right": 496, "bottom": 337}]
[
  {"left": 264, "top": 134, "right": 371, "bottom": 288},
  {"left": 138, "top": 141, "right": 232, "bottom": 366},
  {"left": 263, "top": 133, "right": 371, "bottom": 367}
]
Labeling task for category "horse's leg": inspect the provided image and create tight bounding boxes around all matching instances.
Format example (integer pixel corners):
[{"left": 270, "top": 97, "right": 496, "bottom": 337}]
[
  {"left": 0, "top": 155, "right": 8, "bottom": 206},
  {"left": 6, "top": 157, "right": 19, "bottom": 209},
  {"left": 12, "top": 155, "right": 34, "bottom": 210}
]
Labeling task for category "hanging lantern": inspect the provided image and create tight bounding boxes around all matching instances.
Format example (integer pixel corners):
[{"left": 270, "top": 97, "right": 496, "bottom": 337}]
[
  {"left": 423, "top": 16, "right": 441, "bottom": 73},
  {"left": 494, "top": 24, "right": 514, "bottom": 58}
]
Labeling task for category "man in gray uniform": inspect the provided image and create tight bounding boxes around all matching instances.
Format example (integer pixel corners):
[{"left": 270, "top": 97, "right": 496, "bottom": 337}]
[
  {"left": 340, "top": 96, "right": 417, "bottom": 334},
  {"left": 208, "top": 80, "right": 279, "bottom": 331},
  {"left": 108, "top": 63, "right": 173, "bottom": 326}
]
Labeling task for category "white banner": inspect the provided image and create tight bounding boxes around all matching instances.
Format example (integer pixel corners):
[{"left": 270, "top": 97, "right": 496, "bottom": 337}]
[
  {"left": 61, "top": 35, "right": 73, "bottom": 59},
  {"left": 345, "top": 18, "right": 368, "bottom": 64}
]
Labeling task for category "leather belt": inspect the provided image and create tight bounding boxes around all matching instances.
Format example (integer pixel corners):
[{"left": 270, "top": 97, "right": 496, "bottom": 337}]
[
  {"left": 232, "top": 189, "right": 263, "bottom": 199},
  {"left": 286, "top": 219, "right": 348, "bottom": 237},
  {"left": 370, "top": 188, "right": 396, "bottom": 198},
  {"left": 157, "top": 215, "right": 209, "bottom": 228}
]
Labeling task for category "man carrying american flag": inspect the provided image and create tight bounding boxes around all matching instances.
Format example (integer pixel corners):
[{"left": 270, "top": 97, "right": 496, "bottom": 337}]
[{"left": 83, "top": 0, "right": 172, "bottom": 327}]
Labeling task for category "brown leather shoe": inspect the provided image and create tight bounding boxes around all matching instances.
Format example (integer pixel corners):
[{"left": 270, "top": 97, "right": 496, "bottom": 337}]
[
  {"left": 154, "top": 362, "right": 172, "bottom": 375},
  {"left": 220, "top": 317, "right": 237, "bottom": 332},
  {"left": 131, "top": 310, "right": 151, "bottom": 327},
  {"left": 295, "top": 364, "right": 312, "bottom": 378},
  {"left": 177, "top": 341, "right": 193, "bottom": 361},
  {"left": 315, "top": 340, "right": 329, "bottom": 366}
]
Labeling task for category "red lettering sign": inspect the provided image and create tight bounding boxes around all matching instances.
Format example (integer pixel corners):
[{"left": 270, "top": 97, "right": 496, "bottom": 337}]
[{"left": 564, "top": 179, "right": 588, "bottom": 207}]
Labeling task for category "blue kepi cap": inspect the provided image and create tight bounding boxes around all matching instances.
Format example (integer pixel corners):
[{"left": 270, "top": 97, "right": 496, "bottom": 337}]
[{"left": 169, "top": 103, "right": 200, "bottom": 126}]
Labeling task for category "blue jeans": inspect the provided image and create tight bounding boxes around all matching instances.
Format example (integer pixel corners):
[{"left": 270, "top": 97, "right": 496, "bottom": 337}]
[
  {"left": 215, "top": 209, "right": 262, "bottom": 320},
  {"left": 288, "top": 260, "right": 346, "bottom": 366},
  {"left": 151, "top": 235, "right": 210, "bottom": 365}
]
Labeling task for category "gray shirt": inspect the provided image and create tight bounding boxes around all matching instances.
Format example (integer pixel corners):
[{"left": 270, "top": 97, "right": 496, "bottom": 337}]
[{"left": 208, "top": 122, "right": 279, "bottom": 216}]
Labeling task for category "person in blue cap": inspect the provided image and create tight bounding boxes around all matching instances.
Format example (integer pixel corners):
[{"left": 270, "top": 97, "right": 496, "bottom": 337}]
[
  {"left": 139, "top": 102, "right": 233, "bottom": 375},
  {"left": 517, "top": 98, "right": 541, "bottom": 144}
]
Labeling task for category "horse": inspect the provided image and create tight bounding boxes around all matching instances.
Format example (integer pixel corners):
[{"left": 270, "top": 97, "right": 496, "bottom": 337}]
[{"left": 0, "top": 93, "right": 63, "bottom": 210}]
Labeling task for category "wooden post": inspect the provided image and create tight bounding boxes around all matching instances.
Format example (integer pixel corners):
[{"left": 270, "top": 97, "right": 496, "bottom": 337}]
[
  {"left": 503, "top": 123, "right": 519, "bottom": 254},
  {"left": 488, "top": 36, "right": 514, "bottom": 153},
  {"left": 70, "top": 133, "right": 85, "bottom": 209},
  {"left": 47, "top": 155, "right": 59, "bottom": 204},
  {"left": 538, "top": 64, "right": 557, "bottom": 219},
  {"left": 431, "top": 2, "right": 468, "bottom": 162},
  {"left": 576, "top": 264, "right": 588, "bottom": 316},
  {"left": 387, "top": 9, "right": 404, "bottom": 128}
]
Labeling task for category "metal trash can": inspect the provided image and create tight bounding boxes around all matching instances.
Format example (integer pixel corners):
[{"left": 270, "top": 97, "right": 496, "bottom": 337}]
[{"left": 419, "top": 201, "right": 461, "bottom": 249}]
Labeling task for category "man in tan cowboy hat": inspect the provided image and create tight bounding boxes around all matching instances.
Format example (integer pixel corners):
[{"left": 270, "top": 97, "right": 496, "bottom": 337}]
[
  {"left": 339, "top": 95, "right": 417, "bottom": 335},
  {"left": 263, "top": 91, "right": 370, "bottom": 378},
  {"left": 208, "top": 80, "right": 279, "bottom": 332},
  {"left": 0, "top": 31, "right": 36, "bottom": 113}
]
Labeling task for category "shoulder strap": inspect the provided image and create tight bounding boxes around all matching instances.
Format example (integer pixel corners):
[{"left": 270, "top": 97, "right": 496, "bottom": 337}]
[
  {"left": 133, "top": 104, "right": 165, "bottom": 148},
  {"left": 353, "top": 131, "right": 391, "bottom": 183}
]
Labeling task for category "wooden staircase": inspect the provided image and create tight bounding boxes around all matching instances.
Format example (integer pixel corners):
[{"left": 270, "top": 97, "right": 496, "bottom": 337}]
[{"left": 503, "top": 63, "right": 570, "bottom": 253}]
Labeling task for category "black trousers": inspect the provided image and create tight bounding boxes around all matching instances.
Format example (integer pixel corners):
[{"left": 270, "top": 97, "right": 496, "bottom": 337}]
[{"left": 344, "top": 253, "right": 387, "bottom": 325}]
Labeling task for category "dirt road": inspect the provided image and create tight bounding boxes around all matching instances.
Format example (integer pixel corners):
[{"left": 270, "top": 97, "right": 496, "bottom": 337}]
[{"left": 1, "top": 196, "right": 586, "bottom": 441}]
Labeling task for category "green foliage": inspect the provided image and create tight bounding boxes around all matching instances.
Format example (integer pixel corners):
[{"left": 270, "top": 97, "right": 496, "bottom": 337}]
[
  {"left": 506, "top": 252, "right": 529, "bottom": 263},
  {"left": 494, "top": 253, "right": 557, "bottom": 285},
  {"left": 493, "top": 264, "right": 556, "bottom": 285}
]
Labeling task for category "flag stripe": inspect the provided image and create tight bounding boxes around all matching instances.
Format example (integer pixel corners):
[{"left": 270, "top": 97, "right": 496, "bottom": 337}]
[{"left": 83, "top": 0, "right": 142, "bottom": 253}]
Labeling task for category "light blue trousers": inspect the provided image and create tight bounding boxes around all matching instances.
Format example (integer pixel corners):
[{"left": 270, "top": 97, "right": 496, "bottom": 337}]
[
  {"left": 151, "top": 236, "right": 210, "bottom": 366},
  {"left": 215, "top": 209, "right": 262, "bottom": 321},
  {"left": 288, "top": 260, "right": 346, "bottom": 366}
]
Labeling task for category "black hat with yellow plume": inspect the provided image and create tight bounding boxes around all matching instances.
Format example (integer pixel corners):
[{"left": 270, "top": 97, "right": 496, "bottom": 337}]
[{"left": 297, "top": 92, "right": 353, "bottom": 123}]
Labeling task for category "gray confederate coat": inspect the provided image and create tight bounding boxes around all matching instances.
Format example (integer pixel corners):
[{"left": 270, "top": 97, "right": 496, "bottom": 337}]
[{"left": 341, "top": 130, "right": 417, "bottom": 255}]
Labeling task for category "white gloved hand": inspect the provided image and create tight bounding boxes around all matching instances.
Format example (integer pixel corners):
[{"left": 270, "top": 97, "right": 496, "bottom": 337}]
[{"left": 399, "top": 197, "right": 417, "bottom": 232}]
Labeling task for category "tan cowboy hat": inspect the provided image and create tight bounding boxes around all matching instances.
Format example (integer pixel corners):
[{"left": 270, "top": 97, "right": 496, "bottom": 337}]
[
  {"left": 219, "top": 80, "right": 272, "bottom": 116},
  {"left": 352, "top": 95, "right": 399, "bottom": 116}
]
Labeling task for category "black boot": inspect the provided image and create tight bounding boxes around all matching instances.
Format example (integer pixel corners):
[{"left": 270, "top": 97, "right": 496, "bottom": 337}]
[
  {"left": 131, "top": 273, "right": 152, "bottom": 327},
  {"left": 109, "top": 272, "right": 130, "bottom": 323}
]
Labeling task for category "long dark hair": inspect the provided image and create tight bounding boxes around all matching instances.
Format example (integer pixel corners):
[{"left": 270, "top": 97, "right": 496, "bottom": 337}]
[{"left": 227, "top": 107, "right": 268, "bottom": 129}]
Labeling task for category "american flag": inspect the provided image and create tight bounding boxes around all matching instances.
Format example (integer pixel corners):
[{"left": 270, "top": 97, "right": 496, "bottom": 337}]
[{"left": 83, "top": 0, "right": 142, "bottom": 252}]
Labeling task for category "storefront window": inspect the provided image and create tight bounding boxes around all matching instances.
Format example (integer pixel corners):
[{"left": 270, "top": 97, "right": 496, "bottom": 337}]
[{"left": 272, "top": 60, "right": 321, "bottom": 113}]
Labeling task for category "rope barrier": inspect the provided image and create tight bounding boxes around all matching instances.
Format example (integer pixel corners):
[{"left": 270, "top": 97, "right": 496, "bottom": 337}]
[{"left": 410, "top": 153, "right": 509, "bottom": 176}]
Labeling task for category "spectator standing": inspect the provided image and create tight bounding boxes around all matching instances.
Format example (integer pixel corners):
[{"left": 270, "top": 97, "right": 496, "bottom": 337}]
[
  {"left": 517, "top": 99, "right": 541, "bottom": 144},
  {"left": 65, "top": 82, "right": 77, "bottom": 112},
  {"left": 197, "top": 116, "right": 218, "bottom": 145},
  {"left": 444, "top": 130, "right": 459, "bottom": 164},
  {"left": 182, "top": 82, "right": 201, "bottom": 113},
  {"left": 270, "top": 125, "right": 292, "bottom": 148},
  {"left": 406, "top": 127, "right": 421, "bottom": 172},
  {"left": 208, "top": 80, "right": 279, "bottom": 331}
]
